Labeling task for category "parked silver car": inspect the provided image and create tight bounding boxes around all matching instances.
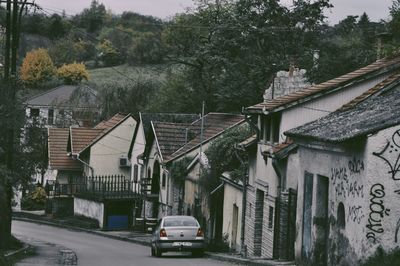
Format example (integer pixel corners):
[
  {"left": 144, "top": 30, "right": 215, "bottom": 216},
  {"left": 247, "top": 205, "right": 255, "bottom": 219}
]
[{"left": 151, "top": 215, "right": 205, "bottom": 257}]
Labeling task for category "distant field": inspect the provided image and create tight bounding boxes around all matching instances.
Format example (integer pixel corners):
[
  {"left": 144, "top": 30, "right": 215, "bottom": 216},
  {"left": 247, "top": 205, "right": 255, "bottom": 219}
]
[{"left": 87, "top": 64, "right": 169, "bottom": 86}]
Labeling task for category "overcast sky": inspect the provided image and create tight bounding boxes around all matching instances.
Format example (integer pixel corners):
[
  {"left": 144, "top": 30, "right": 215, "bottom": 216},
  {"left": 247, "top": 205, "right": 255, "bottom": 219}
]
[{"left": 35, "top": 0, "right": 393, "bottom": 24}]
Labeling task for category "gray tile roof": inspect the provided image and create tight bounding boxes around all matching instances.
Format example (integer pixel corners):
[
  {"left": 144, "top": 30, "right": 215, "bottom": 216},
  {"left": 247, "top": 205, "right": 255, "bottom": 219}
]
[
  {"left": 25, "top": 85, "right": 97, "bottom": 108},
  {"left": 285, "top": 74, "right": 400, "bottom": 143}
]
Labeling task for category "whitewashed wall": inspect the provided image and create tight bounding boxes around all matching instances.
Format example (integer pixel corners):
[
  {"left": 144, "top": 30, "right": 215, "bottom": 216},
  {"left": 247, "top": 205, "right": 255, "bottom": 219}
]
[
  {"left": 74, "top": 197, "right": 104, "bottom": 228},
  {"left": 292, "top": 124, "right": 400, "bottom": 265},
  {"left": 222, "top": 183, "right": 243, "bottom": 252},
  {"left": 89, "top": 117, "right": 136, "bottom": 177}
]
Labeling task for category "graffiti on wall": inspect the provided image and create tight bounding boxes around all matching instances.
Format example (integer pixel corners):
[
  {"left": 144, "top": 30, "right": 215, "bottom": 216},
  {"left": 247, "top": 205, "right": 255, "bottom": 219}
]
[
  {"left": 373, "top": 130, "right": 400, "bottom": 180},
  {"left": 348, "top": 205, "right": 364, "bottom": 224},
  {"left": 366, "top": 183, "right": 390, "bottom": 243},
  {"left": 331, "top": 159, "right": 365, "bottom": 199}
]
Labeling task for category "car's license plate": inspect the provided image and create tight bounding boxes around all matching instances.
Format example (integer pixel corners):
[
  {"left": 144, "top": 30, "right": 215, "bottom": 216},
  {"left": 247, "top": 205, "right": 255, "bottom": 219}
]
[{"left": 172, "top": 242, "right": 192, "bottom": 247}]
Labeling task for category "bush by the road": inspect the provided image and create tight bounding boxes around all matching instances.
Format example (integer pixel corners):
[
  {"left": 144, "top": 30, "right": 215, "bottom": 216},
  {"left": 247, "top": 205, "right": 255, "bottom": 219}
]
[{"left": 21, "top": 186, "right": 46, "bottom": 211}]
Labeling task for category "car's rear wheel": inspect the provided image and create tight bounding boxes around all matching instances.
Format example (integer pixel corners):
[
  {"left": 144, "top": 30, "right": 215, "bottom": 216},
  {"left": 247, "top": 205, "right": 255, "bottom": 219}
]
[{"left": 192, "top": 249, "right": 204, "bottom": 257}]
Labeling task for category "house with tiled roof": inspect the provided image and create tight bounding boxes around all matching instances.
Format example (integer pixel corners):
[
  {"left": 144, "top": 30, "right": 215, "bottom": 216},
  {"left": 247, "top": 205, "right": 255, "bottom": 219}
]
[
  {"left": 142, "top": 112, "right": 245, "bottom": 236},
  {"left": 127, "top": 112, "right": 200, "bottom": 200},
  {"left": 284, "top": 73, "right": 400, "bottom": 265},
  {"left": 241, "top": 57, "right": 400, "bottom": 260},
  {"left": 46, "top": 128, "right": 83, "bottom": 185},
  {"left": 24, "top": 84, "right": 98, "bottom": 127}
]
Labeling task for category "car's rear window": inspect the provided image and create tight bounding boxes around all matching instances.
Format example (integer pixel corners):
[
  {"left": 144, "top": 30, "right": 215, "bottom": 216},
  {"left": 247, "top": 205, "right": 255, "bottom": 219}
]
[{"left": 163, "top": 217, "right": 198, "bottom": 227}]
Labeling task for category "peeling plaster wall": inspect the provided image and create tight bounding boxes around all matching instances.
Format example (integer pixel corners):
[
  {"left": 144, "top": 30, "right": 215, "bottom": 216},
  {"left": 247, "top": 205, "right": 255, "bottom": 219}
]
[
  {"left": 293, "top": 124, "right": 400, "bottom": 265},
  {"left": 74, "top": 197, "right": 104, "bottom": 228},
  {"left": 222, "top": 183, "right": 243, "bottom": 252}
]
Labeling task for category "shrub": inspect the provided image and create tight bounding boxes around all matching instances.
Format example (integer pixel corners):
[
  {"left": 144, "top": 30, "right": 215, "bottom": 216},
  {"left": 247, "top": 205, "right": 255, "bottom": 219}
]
[
  {"left": 21, "top": 186, "right": 46, "bottom": 210},
  {"left": 57, "top": 62, "right": 90, "bottom": 84},
  {"left": 362, "top": 247, "right": 400, "bottom": 266},
  {"left": 20, "top": 48, "right": 55, "bottom": 87}
]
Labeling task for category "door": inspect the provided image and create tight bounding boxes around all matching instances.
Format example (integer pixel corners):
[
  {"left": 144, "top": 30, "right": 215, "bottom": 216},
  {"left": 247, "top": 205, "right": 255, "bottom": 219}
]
[
  {"left": 254, "top": 189, "right": 264, "bottom": 256},
  {"left": 231, "top": 204, "right": 239, "bottom": 250},
  {"left": 302, "top": 172, "right": 313, "bottom": 261},
  {"left": 314, "top": 175, "right": 329, "bottom": 266}
]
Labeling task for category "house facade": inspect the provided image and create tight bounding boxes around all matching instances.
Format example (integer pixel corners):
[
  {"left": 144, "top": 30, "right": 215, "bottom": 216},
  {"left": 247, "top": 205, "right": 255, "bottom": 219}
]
[
  {"left": 285, "top": 74, "right": 400, "bottom": 265},
  {"left": 242, "top": 57, "right": 400, "bottom": 259},
  {"left": 142, "top": 113, "right": 245, "bottom": 238},
  {"left": 24, "top": 85, "right": 98, "bottom": 128}
]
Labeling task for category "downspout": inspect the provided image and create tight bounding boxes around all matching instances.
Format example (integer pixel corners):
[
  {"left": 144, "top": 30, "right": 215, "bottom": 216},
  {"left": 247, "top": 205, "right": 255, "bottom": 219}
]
[
  {"left": 76, "top": 153, "right": 94, "bottom": 176},
  {"left": 244, "top": 115, "right": 260, "bottom": 139},
  {"left": 272, "top": 156, "right": 282, "bottom": 259}
]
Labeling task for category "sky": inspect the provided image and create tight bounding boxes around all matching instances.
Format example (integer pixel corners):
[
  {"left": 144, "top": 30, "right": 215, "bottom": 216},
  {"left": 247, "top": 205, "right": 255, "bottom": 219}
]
[{"left": 34, "top": 0, "right": 394, "bottom": 25}]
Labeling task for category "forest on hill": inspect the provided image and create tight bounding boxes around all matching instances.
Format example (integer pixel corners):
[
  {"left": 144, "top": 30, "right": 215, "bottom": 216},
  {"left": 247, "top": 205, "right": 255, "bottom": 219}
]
[{"left": 1, "top": 0, "right": 400, "bottom": 114}]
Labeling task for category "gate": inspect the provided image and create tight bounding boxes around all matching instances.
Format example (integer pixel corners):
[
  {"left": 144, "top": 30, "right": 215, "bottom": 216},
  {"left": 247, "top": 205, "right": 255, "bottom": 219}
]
[{"left": 273, "top": 188, "right": 297, "bottom": 260}]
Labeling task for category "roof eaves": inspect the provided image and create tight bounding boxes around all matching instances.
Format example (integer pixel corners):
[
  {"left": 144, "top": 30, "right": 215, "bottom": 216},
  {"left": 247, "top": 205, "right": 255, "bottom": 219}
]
[
  {"left": 128, "top": 112, "right": 142, "bottom": 159},
  {"left": 151, "top": 121, "right": 164, "bottom": 163},
  {"left": 79, "top": 114, "right": 133, "bottom": 155}
]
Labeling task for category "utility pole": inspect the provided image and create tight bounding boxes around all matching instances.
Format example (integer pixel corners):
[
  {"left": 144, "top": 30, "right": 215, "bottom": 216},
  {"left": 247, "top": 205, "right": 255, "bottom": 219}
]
[{"left": 0, "top": 0, "right": 38, "bottom": 249}]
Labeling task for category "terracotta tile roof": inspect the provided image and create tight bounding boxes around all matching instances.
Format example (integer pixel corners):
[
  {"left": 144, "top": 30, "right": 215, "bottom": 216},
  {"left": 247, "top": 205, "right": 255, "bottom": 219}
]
[
  {"left": 245, "top": 57, "right": 400, "bottom": 114},
  {"left": 48, "top": 128, "right": 82, "bottom": 170},
  {"left": 152, "top": 122, "right": 192, "bottom": 159},
  {"left": 94, "top": 113, "right": 127, "bottom": 130},
  {"left": 285, "top": 75, "right": 400, "bottom": 143},
  {"left": 164, "top": 113, "right": 245, "bottom": 162},
  {"left": 70, "top": 128, "right": 103, "bottom": 154},
  {"left": 70, "top": 113, "right": 130, "bottom": 154}
]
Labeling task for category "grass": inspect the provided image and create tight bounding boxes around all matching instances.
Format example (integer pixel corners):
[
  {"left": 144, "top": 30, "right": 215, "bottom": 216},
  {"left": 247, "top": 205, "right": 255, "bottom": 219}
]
[{"left": 86, "top": 64, "right": 170, "bottom": 86}]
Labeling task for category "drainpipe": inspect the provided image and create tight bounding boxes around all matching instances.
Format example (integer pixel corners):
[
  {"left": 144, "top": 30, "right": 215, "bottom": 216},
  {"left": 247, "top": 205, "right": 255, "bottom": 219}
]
[
  {"left": 76, "top": 153, "right": 94, "bottom": 176},
  {"left": 272, "top": 156, "right": 282, "bottom": 258},
  {"left": 244, "top": 115, "right": 260, "bottom": 139},
  {"left": 234, "top": 145, "right": 248, "bottom": 257}
]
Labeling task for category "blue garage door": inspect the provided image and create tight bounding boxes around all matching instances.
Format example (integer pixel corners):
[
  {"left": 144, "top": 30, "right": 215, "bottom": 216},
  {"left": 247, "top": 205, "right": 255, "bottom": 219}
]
[{"left": 107, "top": 215, "right": 129, "bottom": 230}]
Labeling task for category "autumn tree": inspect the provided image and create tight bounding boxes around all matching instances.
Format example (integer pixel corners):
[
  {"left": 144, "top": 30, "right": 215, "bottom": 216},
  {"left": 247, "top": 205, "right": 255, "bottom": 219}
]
[
  {"left": 97, "top": 39, "right": 120, "bottom": 66},
  {"left": 20, "top": 48, "right": 55, "bottom": 87},
  {"left": 57, "top": 62, "right": 90, "bottom": 84}
]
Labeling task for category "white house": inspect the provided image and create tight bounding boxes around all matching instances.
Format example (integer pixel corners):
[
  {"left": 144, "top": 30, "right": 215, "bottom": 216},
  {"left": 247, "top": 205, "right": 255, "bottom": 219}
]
[
  {"left": 285, "top": 73, "right": 400, "bottom": 265},
  {"left": 241, "top": 57, "right": 400, "bottom": 259}
]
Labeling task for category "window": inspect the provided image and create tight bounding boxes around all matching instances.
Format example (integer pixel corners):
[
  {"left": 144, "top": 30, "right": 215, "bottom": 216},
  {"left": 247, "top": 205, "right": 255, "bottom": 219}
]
[
  {"left": 48, "top": 109, "right": 54, "bottom": 124},
  {"left": 337, "top": 202, "right": 345, "bottom": 229},
  {"left": 30, "top": 108, "right": 39, "bottom": 117},
  {"left": 161, "top": 173, "right": 166, "bottom": 189},
  {"left": 268, "top": 206, "right": 274, "bottom": 229},
  {"left": 262, "top": 113, "right": 281, "bottom": 143},
  {"left": 133, "top": 165, "right": 138, "bottom": 183},
  {"left": 147, "top": 168, "right": 151, "bottom": 179}
]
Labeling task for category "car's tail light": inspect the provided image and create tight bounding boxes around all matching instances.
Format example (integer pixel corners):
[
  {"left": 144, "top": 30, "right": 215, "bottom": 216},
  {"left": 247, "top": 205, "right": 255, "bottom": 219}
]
[
  {"left": 160, "top": 228, "right": 167, "bottom": 237},
  {"left": 196, "top": 228, "right": 204, "bottom": 237}
]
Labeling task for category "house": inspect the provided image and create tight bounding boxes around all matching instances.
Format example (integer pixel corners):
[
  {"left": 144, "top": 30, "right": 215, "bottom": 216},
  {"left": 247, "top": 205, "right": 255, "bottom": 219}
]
[
  {"left": 128, "top": 113, "right": 200, "bottom": 198},
  {"left": 46, "top": 128, "right": 83, "bottom": 187},
  {"left": 24, "top": 84, "right": 98, "bottom": 127},
  {"left": 67, "top": 113, "right": 137, "bottom": 229},
  {"left": 241, "top": 57, "right": 400, "bottom": 259},
  {"left": 285, "top": 73, "right": 400, "bottom": 265},
  {"left": 143, "top": 112, "right": 245, "bottom": 240}
]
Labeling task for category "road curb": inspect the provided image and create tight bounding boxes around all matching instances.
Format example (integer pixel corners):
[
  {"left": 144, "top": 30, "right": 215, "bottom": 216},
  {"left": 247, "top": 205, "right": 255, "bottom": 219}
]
[{"left": 13, "top": 216, "right": 151, "bottom": 247}]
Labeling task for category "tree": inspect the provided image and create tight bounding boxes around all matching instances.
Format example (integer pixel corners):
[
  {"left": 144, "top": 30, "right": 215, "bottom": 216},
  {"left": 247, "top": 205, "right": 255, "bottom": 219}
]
[
  {"left": 97, "top": 39, "right": 121, "bottom": 66},
  {"left": 57, "top": 62, "right": 90, "bottom": 84},
  {"left": 127, "top": 31, "right": 164, "bottom": 65},
  {"left": 20, "top": 48, "right": 55, "bottom": 87},
  {"left": 74, "top": 0, "right": 107, "bottom": 33}
]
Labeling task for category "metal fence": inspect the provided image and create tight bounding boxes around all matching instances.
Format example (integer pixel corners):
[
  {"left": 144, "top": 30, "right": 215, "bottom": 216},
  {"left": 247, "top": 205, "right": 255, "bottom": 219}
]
[{"left": 46, "top": 175, "right": 141, "bottom": 201}]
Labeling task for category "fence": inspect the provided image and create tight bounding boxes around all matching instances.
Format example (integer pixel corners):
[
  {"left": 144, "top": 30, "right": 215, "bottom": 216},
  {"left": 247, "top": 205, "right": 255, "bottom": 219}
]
[{"left": 46, "top": 175, "right": 141, "bottom": 201}]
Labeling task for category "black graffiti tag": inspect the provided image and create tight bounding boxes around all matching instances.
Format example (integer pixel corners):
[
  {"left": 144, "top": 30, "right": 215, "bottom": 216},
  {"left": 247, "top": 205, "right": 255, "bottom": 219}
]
[
  {"left": 348, "top": 157, "right": 365, "bottom": 174},
  {"left": 366, "top": 183, "right": 390, "bottom": 243},
  {"left": 373, "top": 130, "right": 400, "bottom": 180},
  {"left": 348, "top": 205, "right": 364, "bottom": 224}
]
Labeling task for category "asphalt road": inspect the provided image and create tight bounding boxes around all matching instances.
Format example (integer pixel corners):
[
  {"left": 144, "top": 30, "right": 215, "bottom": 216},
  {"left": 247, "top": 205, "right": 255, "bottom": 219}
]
[{"left": 12, "top": 220, "right": 241, "bottom": 266}]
